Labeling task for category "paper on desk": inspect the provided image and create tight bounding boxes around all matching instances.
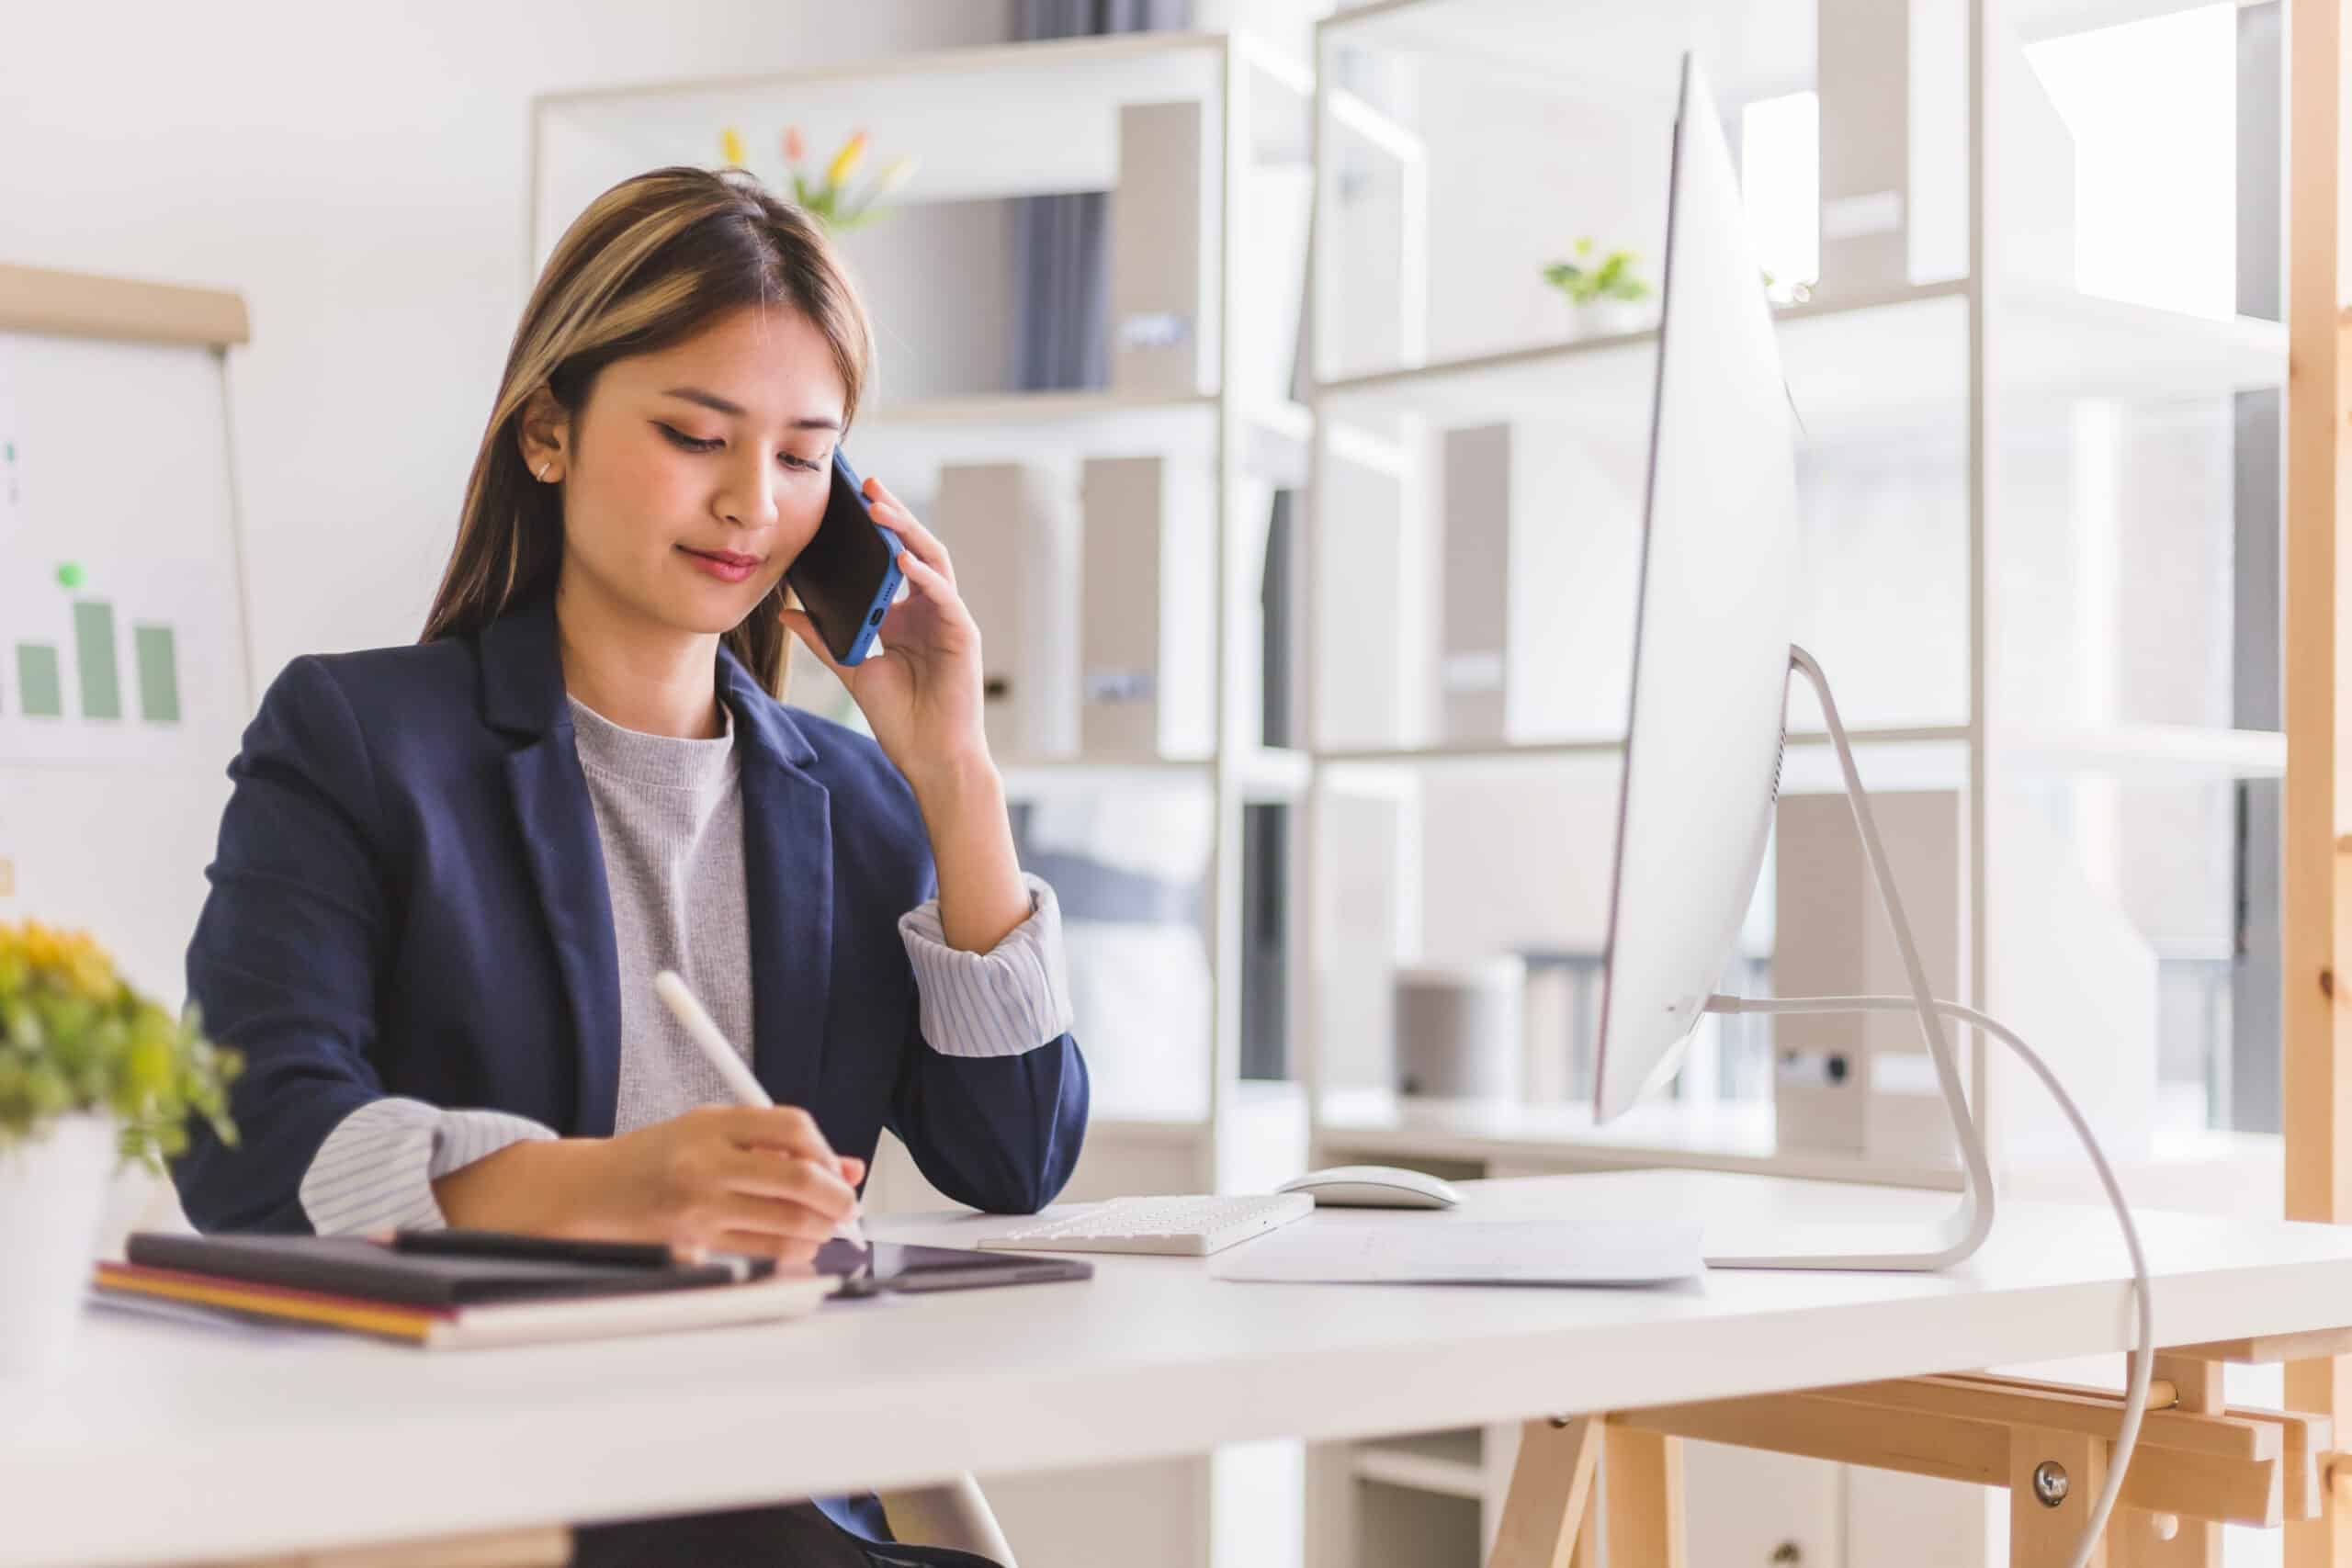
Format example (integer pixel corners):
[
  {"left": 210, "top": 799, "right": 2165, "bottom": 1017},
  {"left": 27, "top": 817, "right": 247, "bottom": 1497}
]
[
  {"left": 1208, "top": 1218, "right": 1706, "bottom": 1286},
  {"left": 87, "top": 1288, "right": 340, "bottom": 1342}
]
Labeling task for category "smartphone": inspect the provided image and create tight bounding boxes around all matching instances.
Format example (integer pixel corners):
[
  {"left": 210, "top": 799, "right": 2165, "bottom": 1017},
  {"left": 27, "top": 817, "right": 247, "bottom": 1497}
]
[
  {"left": 785, "top": 448, "right": 905, "bottom": 667},
  {"left": 812, "top": 1238, "right": 1092, "bottom": 1296}
]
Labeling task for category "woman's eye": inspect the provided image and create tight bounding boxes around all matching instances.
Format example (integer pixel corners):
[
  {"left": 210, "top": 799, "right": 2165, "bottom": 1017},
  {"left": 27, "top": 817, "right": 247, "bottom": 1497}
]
[
  {"left": 657, "top": 423, "right": 721, "bottom": 452},
  {"left": 659, "top": 424, "right": 823, "bottom": 470}
]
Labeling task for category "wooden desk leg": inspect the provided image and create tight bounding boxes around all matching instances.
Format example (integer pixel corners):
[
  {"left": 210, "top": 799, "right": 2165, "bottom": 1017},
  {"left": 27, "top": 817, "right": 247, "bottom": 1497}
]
[
  {"left": 1603, "top": 1427, "right": 1687, "bottom": 1568},
  {"left": 206, "top": 1524, "right": 571, "bottom": 1567},
  {"left": 2114, "top": 1356, "right": 2224, "bottom": 1568},
  {"left": 1488, "top": 1416, "right": 1603, "bottom": 1568},
  {"left": 2110, "top": 1509, "right": 2198, "bottom": 1568},
  {"left": 2011, "top": 1427, "right": 2110, "bottom": 1568},
  {"left": 1570, "top": 1480, "right": 1601, "bottom": 1568}
]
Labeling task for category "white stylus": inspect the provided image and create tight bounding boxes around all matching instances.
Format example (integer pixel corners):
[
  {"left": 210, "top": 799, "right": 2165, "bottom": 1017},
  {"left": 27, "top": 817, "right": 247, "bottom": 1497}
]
[{"left": 652, "top": 969, "right": 868, "bottom": 1249}]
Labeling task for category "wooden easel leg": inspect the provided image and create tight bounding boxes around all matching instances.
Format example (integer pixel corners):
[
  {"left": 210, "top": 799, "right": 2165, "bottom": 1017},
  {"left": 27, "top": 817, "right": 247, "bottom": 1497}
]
[
  {"left": 2010, "top": 1427, "right": 2110, "bottom": 1568},
  {"left": 1488, "top": 1416, "right": 1604, "bottom": 1568},
  {"left": 207, "top": 1524, "right": 571, "bottom": 1568},
  {"left": 1603, "top": 1427, "right": 1686, "bottom": 1568}
]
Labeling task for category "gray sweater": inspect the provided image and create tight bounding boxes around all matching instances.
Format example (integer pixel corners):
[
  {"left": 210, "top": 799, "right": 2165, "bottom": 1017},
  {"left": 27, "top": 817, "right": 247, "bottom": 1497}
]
[{"left": 296, "top": 695, "right": 1072, "bottom": 1233}]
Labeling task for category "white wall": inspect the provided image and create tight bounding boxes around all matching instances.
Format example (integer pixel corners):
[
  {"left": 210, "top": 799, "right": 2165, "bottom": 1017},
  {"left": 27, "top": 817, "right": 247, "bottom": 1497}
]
[
  {"left": 0, "top": 0, "right": 1012, "bottom": 685},
  {"left": 0, "top": 0, "right": 1022, "bottom": 1319}
]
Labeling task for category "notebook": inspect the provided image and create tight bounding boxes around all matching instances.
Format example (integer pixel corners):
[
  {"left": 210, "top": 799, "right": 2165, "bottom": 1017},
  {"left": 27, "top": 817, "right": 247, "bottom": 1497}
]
[
  {"left": 123, "top": 1231, "right": 760, "bottom": 1306},
  {"left": 94, "top": 1232, "right": 835, "bottom": 1349}
]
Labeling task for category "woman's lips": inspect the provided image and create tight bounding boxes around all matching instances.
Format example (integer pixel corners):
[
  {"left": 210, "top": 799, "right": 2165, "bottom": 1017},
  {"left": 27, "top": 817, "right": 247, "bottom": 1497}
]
[{"left": 679, "top": 546, "right": 759, "bottom": 584}]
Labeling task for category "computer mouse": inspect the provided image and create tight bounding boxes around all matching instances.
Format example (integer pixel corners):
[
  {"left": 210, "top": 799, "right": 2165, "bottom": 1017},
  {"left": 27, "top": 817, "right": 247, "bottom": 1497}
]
[{"left": 1275, "top": 1165, "right": 1463, "bottom": 1210}]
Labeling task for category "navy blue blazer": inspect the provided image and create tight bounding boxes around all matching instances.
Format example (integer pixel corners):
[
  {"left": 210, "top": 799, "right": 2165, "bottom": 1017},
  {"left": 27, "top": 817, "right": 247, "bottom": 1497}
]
[{"left": 172, "top": 591, "right": 1090, "bottom": 1235}]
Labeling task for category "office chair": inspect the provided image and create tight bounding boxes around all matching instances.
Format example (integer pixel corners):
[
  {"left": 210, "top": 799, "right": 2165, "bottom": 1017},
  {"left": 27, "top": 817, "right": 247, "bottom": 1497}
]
[{"left": 878, "top": 1475, "right": 1018, "bottom": 1566}]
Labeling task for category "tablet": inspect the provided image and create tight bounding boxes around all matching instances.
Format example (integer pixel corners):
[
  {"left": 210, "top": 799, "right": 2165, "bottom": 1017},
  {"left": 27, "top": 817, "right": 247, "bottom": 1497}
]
[{"left": 814, "top": 1238, "right": 1092, "bottom": 1297}]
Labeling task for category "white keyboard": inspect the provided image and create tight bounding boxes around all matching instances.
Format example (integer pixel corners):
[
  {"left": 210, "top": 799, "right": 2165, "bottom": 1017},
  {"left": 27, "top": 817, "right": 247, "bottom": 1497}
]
[{"left": 978, "top": 1192, "right": 1315, "bottom": 1258}]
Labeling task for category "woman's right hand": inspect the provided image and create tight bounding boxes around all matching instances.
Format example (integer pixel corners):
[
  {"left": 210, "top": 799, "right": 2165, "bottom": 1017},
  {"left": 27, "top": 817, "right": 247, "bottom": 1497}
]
[{"left": 431, "top": 1104, "right": 867, "bottom": 1266}]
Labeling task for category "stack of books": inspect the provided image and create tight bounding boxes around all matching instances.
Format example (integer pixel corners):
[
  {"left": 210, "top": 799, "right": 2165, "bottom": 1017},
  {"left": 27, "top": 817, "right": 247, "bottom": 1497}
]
[{"left": 94, "top": 1230, "right": 836, "bottom": 1349}]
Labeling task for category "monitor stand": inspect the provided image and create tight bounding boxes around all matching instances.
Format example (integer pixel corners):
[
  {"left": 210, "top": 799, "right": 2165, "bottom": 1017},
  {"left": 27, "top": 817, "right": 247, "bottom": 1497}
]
[{"left": 1698, "top": 645, "right": 1997, "bottom": 1272}]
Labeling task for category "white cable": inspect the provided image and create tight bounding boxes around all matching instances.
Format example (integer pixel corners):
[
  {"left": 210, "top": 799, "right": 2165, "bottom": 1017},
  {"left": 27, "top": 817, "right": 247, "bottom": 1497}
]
[{"left": 1710, "top": 991, "right": 2152, "bottom": 1568}]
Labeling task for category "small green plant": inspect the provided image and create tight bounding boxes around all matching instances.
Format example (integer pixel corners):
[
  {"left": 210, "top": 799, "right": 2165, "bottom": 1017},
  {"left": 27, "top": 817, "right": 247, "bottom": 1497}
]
[
  {"left": 1543, "top": 238, "right": 1651, "bottom": 306},
  {"left": 0, "top": 919, "right": 240, "bottom": 1172}
]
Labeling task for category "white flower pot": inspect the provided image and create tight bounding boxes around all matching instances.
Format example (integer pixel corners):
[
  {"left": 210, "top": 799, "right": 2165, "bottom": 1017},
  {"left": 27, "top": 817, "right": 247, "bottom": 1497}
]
[
  {"left": 95, "top": 1162, "right": 181, "bottom": 1263},
  {"left": 0, "top": 1113, "right": 118, "bottom": 1380},
  {"left": 1571, "top": 299, "right": 1652, "bottom": 340}
]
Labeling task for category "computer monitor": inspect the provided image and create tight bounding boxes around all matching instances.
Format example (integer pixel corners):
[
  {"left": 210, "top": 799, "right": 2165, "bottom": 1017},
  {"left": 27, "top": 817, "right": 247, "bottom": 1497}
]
[
  {"left": 1590, "top": 54, "right": 1800, "bottom": 1126},
  {"left": 1591, "top": 55, "right": 1801, "bottom": 1125},
  {"left": 1578, "top": 69, "right": 2143, "bottom": 1542},
  {"left": 1590, "top": 55, "right": 1996, "bottom": 1270}
]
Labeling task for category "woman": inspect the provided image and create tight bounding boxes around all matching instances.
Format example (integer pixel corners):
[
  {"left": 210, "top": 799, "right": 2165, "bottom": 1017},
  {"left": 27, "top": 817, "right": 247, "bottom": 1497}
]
[{"left": 172, "top": 166, "right": 1088, "bottom": 1565}]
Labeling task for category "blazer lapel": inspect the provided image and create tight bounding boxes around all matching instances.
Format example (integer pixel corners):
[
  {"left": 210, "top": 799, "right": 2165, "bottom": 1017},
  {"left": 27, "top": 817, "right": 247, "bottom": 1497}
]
[
  {"left": 507, "top": 739, "right": 622, "bottom": 1135},
  {"left": 722, "top": 654, "right": 833, "bottom": 1112},
  {"left": 481, "top": 595, "right": 623, "bottom": 1136}
]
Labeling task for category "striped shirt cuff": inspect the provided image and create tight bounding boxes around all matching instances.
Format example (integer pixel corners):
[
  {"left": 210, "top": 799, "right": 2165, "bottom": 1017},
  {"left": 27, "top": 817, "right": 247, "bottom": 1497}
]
[
  {"left": 898, "top": 871, "right": 1075, "bottom": 1059},
  {"left": 298, "top": 1098, "right": 559, "bottom": 1235}
]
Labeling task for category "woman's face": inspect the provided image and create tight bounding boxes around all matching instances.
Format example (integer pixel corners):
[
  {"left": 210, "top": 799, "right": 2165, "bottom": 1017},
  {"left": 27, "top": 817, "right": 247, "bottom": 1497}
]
[{"left": 545, "top": 302, "right": 847, "bottom": 638}]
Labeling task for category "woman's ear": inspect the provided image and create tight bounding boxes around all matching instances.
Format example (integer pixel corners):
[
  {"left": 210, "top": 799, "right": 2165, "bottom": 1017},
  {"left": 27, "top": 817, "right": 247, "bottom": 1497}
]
[{"left": 514, "top": 385, "right": 571, "bottom": 483}]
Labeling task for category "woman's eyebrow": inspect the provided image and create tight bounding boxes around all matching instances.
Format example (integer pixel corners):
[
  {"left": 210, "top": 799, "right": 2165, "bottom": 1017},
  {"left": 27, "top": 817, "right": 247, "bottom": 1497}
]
[{"left": 660, "top": 385, "right": 840, "bottom": 431}]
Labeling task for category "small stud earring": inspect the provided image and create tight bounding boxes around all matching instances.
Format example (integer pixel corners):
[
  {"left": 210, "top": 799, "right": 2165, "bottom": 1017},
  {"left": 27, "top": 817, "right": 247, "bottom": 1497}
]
[{"left": 537, "top": 462, "right": 552, "bottom": 483}]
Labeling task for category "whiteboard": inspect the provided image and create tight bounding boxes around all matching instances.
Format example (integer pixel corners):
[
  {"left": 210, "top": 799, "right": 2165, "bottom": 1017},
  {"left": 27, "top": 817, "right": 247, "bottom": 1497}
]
[{"left": 0, "top": 327, "right": 254, "bottom": 1008}]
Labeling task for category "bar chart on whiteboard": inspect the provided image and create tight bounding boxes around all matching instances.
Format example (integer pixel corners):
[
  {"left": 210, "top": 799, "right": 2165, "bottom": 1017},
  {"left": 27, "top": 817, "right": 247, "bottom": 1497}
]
[{"left": 0, "top": 348, "right": 239, "bottom": 769}]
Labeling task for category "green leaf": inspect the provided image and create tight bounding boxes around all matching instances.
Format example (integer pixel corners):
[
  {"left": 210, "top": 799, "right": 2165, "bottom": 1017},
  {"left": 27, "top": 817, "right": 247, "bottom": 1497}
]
[{"left": 0, "top": 920, "right": 243, "bottom": 1160}]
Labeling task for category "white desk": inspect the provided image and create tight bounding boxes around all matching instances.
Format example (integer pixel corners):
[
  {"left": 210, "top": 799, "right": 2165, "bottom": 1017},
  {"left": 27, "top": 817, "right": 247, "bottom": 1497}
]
[{"left": 11, "top": 1170, "right": 2352, "bottom": 1567}]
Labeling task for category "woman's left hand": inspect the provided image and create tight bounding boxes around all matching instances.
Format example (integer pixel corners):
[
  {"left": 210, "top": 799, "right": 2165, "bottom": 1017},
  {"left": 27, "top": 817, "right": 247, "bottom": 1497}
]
[{"left": 779, "top": 474, "right": 989, "bottom": 791}]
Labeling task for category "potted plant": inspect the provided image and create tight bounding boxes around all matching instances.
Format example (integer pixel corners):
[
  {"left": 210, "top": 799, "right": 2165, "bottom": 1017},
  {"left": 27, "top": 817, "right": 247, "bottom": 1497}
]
[
  {"left": 0, "top": 919, "right": 239, "bottom": 1377},
  {"left": 1761, "top": 267, "right": 1816, "bottom": 308},
  {"left": 719, "top": 124, "right": 917, "bottom": 235},
  {"left": 1542, "top": 238, "right": 1653, "bottom": 338}
]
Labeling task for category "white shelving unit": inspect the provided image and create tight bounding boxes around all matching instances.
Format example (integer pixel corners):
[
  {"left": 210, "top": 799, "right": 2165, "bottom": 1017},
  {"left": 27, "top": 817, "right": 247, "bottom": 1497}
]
[
  {"left": 1298, "top": 0, "right": 2287, "bottom": 1187},
  {"left": 1317, "top": 276, "right": 2282, "bottom": 443},
  {"left": 531, "top": 28, "right": 1318, "bottom": 1191},
  {"left": 1313, "top": 1420, "right": 1859, "bottom": 1568},
  {"left": 1294, "top": 1, "right": 2286, "bottom": 1562}
]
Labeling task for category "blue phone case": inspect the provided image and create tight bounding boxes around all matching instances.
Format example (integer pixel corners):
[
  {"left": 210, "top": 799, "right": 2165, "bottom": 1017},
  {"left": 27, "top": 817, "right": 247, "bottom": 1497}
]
[{"left": 826, "top": 449, "right": 904, "bottom": 668}]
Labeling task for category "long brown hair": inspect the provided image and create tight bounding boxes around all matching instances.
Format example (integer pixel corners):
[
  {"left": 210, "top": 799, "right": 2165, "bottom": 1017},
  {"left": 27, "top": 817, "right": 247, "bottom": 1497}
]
[{"left": 422, "top": 165, "right": 874, "bottom": 695}]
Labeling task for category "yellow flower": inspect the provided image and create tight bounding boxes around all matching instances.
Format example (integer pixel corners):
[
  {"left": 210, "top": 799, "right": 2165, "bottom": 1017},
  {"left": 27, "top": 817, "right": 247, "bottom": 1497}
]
[
  {"left": 871, "top": 155, "right": 917, "bottom": 198},
  {"left": 826, "top": 130, "right": 869, "bottom": 188},
  {"left": 1, "top": 918, "right": 116, "bottom": 999},
  {"left": 719, "top": 126, "right": 747, "bottom": 168}
]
